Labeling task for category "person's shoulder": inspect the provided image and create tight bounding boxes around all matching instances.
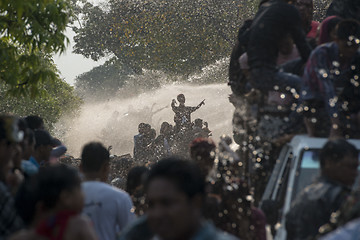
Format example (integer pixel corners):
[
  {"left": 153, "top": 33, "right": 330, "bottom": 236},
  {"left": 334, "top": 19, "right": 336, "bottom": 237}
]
[
  {"left": 314, "top": 42, "right": 335, "bottom": 53},
  {"left": 83, "top": 181, "right": 129, "bottom": 194},
  {"left": 301, "top": 178, "right": 346, "bottom": 202},
  {"left": 66, "top": 215, "right": 98, "bottom": 240},
  {"left": 119, "top": 216, "right": 153, "bottom": 240},
  {"left": 196, "top": 222, "right": 239, "bottom": 240},
  {"left": 67, "top": 215, "right": 92, "bottom": 229},
  {"left": 307, "top": 43, "right": 333, "bottom": 60},
  {"left": 292, "top": 180, "right": 330, "bottom": 203},
  {"left": 319, "top": 218, "right": 360, "bottom": 240},
  {"left": 9, "top": 230, "right": 45, "bottom": 240},
  {"left": 214, "top": 231, "right": 239, "bottom": 240}
]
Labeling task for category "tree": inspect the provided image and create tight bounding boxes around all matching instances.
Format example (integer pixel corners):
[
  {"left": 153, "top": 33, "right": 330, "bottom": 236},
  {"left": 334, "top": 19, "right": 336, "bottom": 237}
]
[
  {"left": 0, "top": 0, "right": 72, "bottom": 96},
  {"left": 0, "top": 65, "right": 82, "bottom": 129},
  {"left": 73, "top": 0, "right": 259, "bottom": 75},
  {"left": 75, "top": 58, "right": 133, "bottom": 100}
]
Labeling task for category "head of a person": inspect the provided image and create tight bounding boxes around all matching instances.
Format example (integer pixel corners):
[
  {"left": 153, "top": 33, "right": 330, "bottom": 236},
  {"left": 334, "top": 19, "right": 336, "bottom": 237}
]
[
  {"left": 138, "top": 123, "right": 146, "bottom": 134},
  {"left": 194, "top": 119, "right": 203, "bottom": 128},
  {"left": 294, "top": 0, "right": 314, "bottom": 29},
  {"left": 335, "top": 19, "right": 360, "bottom": 60},
  {"left": 34, "top": 130, "right": 55, "bottom": 164},
  {"left": 149, "top": 128, "right": 156, "bottom": 140},
  {"left": 0, "top": 115, "right": 23, "bottom": 181},
  {"left": 177, "top": 94, "right": 185, "bottom": 104},
  {"left": 126, "top": 166, "right": 149, "bottom": 196},
  {"left": 320, "top": 139, "right": 359, "bottom": 186},
  {"left": 145, "top": 157, "right": 205, "bottom": 240},
  {"left": 80, "top": 142, "right": 110, "bottom": 182},
  {"left": 22, "top": 129, "right": 35, "bottom": 160},
  {"left": 160, "top": 122, "right": 171, "bottom": 136},
  {"left": 143, "top": 124, "right": 152, "bottom": 136},
  {"left": 25, "top": 115, "right": 44, "bottom": 131},
  {"left": 318, "top": 16, "right": 342, "bottom": 45},
  {"left": 18, "top": 119, "right": 35, "bottom": 161},
  {"left": 190, "top": 138, "right": 216, "bottom": 177},
  {"left": 15, "top": 165, "right": 83, "bottom": 226}
]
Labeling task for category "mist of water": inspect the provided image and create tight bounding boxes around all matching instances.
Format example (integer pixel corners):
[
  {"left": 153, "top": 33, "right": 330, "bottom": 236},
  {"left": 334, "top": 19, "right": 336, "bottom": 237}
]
[{"left": 56, "top": 83, "right": 234, "bottom": 157}]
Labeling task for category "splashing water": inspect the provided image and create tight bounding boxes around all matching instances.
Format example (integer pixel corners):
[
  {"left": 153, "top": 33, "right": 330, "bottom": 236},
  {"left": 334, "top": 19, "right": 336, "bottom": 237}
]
[{"left": 56, "top": 83, "right": 234, "bottom": 157}]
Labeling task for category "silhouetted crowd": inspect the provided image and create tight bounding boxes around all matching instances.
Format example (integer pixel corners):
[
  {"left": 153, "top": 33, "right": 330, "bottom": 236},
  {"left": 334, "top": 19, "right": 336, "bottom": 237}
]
[
  {"left": 1, "top": 0, "right": 360, "bottom": 240},
  {"left": 133, "top": 94, "right": 209, "bottom": 164}
]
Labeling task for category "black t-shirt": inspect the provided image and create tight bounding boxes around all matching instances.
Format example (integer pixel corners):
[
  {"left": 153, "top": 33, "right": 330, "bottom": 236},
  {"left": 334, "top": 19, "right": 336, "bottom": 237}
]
[{"left": 247, "top": 0, "right": 311, "bottom": 69}]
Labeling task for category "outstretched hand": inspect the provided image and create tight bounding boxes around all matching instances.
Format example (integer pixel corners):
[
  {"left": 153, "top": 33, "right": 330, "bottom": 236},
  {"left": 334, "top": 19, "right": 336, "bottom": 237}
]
[{"left": 198, "top": 99, "right": 205, "bottom": 107}]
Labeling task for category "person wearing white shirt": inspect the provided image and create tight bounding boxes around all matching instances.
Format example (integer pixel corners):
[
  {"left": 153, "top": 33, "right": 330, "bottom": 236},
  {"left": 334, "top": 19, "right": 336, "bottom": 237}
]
[{"left": 80, "top": 142, "right": 135, "bottom": 240}]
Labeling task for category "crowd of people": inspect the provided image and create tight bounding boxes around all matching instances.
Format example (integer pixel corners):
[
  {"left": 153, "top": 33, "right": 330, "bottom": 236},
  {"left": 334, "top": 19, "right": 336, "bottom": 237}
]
[
  {"left": 133, "top": 94, "right": 210, "bottom": 163},
  {"left": 0, "top": 114, "right": 264, "bottom": 240},
  {"left": 229, "top": 0, "right": 360, "bottom": 206},
  {"left": 1, "top": 0, "right": 360, "bottom": 240},
  {"left": 230, "top": 0, "right": 360, "bottom": 140}
]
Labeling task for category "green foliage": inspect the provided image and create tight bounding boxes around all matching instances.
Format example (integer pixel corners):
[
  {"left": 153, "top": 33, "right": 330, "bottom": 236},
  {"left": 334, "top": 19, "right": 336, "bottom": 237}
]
[
  {"left": 0, "top": 0, "right": 72, "bottom": 96},
  {"left": 0, "top": 72, "right": 82, "bottom": 129},
  {"left": 73, "top": 0, "right": 260, "bottom": 75},
  {"left": 75, "top": 58, "right": 133, "bottom": 100},
  {"left": 73, "top": 0, "right": 333, "bottom": 92}
]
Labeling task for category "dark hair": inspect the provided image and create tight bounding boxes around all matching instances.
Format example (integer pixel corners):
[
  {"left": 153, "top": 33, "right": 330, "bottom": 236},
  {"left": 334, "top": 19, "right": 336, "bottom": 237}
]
[
  {"left": 145, "top": 157, "right": 205, "bottom": 198},
  {"left": 81, "top": 142, "right": 110, "bottom": 172},
  {"left": 320, "top": 139, "right": 358, "bottom": 168},
  {"left": 336, "top": 19, "right": 360, "bottom": 40},
  {"left": 177, "top": 94, "right": 185, "bottom": 103},
  {"left": 190, "top": 138, "right": 216, "bottom": 161},
  {"left": 15, "top": 176, "right": 39, "bottom": 226},
  {"left": 126, "top": 166, "right": 149, "bottom": 195},
  {"left": 25, "top": 116, "right": 44, "bottom": 131},
  {"left": 326, "top": 17, "right": 342, "bottom": 35},
  {"left": 37, "top": 165, "right": 80, "bottom": 209},
  {"left": 34, "top": 130, "right": 54, "bottom": 149},
  {"left": 28, "top": 129, "right": 35, "bottom": 145},
  {"left": 0, "top": 116, "right": 9, "bottom": 142},
  {"left": 0, "top": 115, "right": 22, "bottom": 143},
  {"left": 15, "top": 165, "right": 80, "bottom": 225},
  {"left": 18, "top": 118, "right": 28, "bottom": 136}
]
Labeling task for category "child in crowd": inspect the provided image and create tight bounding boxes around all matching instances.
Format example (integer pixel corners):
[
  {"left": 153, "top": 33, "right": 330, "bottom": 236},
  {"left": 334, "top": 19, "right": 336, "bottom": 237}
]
[{"left": 10, "top": 165, "right": 97, "bottom": 240}]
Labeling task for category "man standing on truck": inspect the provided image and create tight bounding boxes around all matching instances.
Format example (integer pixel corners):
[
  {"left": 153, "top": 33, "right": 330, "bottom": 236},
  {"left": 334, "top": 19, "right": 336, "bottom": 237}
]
[
  {"left": 171, "top": 94, "right": 204, "bottom": 133},
  {"left": 286, "top": 139, "right": 358, "bottom": 240}
]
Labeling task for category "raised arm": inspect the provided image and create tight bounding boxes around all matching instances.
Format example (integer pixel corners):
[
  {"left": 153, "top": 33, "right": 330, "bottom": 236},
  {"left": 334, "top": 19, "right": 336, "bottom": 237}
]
[{"left": 171, "top": 99, "right": 178, "bottom": 112}]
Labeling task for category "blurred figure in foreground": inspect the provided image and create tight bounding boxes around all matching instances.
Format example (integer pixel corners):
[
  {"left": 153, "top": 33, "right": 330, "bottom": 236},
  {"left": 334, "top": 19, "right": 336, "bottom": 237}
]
[
  {"left": 146, "top": 157, "right": 239, "bottom": 240},
  {"left": 120, "top": 157, "right": 239, "bottom": 240},
  {"left": 80, "top": 142, "right": 135, "bottom": 240},
  {"left": 286, "top": 139, "right": 358, "bottom": 240},
  {"left": 10, "top": 165, "right": 97, "bottom": 240},
  {"left": 126, "top": 166, "right": 149, "bottom": 216},
  {"left": 0, "top": 115, "right": 24, "bottom": 238}
]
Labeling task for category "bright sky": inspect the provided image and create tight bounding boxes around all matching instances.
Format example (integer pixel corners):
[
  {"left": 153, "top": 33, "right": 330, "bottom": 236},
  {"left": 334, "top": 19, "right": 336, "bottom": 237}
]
[
  {"left": 53, "top": 28, "right": 105, "bottom": 86},
  {"left": 53, "top": 0, "right": 105, "bottom": 86}
]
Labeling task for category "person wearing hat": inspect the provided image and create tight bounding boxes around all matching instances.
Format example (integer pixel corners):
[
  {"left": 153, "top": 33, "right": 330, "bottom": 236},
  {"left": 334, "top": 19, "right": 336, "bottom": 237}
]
[
  {"left": 0, "top": 115, "right": 24, "bottom": 238},
  {"left": 30, "top": 130, "right": 56, "bottom": 168}
]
